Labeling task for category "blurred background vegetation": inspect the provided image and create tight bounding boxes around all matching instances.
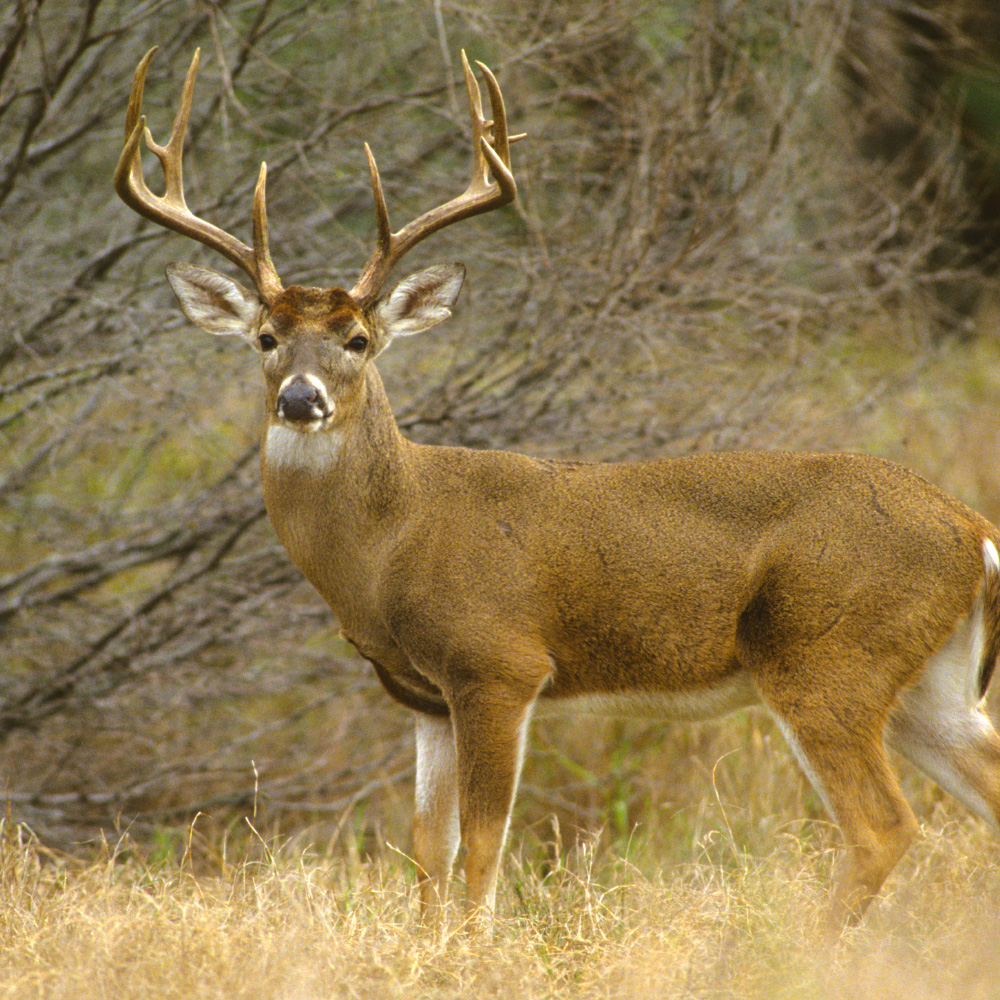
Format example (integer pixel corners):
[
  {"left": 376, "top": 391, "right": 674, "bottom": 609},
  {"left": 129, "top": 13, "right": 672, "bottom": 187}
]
[{"left": 2, "top": 0, "right": 1000, "bottom": 874}]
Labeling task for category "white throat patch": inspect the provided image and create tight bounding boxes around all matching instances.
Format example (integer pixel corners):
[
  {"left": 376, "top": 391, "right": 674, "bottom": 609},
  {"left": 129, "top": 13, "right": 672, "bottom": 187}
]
[{"left": 264, "top": 423, "right": 343, "bottom": 472}]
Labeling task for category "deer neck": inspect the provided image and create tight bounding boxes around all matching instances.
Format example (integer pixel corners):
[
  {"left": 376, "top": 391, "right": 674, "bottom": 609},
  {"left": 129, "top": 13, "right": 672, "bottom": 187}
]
[{"left": 260, "top": 365, "right": 414, "bottom": 614}]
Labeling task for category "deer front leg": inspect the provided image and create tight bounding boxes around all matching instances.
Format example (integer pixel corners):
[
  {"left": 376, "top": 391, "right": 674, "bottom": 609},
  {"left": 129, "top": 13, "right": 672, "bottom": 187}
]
[
  {"left": 413, "top": 712, "right": 460, "bottom": 925},
  {"left": 450, "top": 679, "right": 539, "bottom": 932}
]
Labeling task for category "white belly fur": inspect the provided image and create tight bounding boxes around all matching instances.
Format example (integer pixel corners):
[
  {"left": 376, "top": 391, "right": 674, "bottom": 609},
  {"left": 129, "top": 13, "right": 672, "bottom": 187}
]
[{"left": 536, "top": 672, "right": 760, "bottom": 721}]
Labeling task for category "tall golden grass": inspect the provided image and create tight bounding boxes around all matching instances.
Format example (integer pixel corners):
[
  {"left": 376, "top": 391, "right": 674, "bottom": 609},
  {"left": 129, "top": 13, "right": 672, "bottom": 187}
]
[{"left": 2, "top": 811, "right": 998, "bottom": 1000}]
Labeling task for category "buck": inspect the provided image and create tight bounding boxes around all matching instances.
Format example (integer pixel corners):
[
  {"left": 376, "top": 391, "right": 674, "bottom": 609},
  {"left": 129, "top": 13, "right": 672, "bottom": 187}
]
[{"left": 115, "top": 47, "right": 1000, "bottom": 931}]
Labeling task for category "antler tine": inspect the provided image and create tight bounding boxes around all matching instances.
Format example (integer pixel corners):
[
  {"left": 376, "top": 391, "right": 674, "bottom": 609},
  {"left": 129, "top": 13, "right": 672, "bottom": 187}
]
[
  {"left": 122, "top": 48, "right": 157, "bottom": 177},
  {"left": 113, "top": 48, "right": 283, "bottom": 303},
  {"left": 466, "top": 56, "right": 513, "bottom": 197},
  {"left": 252, "top": 162, "right": 282, "bottom": 300},
  {"left": 363, "top": 142, "right": 393, "bottom": 257},
  {"left": 141, "top": 46, "right": 199, "bottom": 207},
  {"left": 461, "top": 52, "right": 489, "bottom": 189},
  {"left": 350, "top": 51, "right": 522, "bottom": 307}
]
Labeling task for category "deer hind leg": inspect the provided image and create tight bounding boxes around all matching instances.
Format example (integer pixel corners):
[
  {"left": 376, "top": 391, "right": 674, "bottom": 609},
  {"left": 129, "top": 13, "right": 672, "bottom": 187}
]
[
  {"left": 768, "top": 707, "right": 919, "bottom": 927},
  {"left": 413, "top": 712, "right": 461, "bottom": 925},
  {"left": 886, "top": 596, "right": 1000, "bottom": 830},
  {"left": 750, "top": 648, "right": 919, "bottom": 930}
]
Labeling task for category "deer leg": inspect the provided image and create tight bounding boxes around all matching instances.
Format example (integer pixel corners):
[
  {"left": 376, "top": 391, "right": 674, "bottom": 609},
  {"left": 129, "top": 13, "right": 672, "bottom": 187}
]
[
  {"left": 449, "top": 681, "right": 538, "bottom": 932},
  {"left": 413, "top": 712, "right": 461, "bottom": 925},
  {"left": 766, "top": 703, "right": 918, "bottom": 928}
]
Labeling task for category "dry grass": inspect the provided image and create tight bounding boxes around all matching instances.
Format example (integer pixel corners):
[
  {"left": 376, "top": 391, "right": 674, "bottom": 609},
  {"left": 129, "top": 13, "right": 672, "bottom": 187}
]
[{"left": 2, "top": 815, "right": 999, "bottom": 999}]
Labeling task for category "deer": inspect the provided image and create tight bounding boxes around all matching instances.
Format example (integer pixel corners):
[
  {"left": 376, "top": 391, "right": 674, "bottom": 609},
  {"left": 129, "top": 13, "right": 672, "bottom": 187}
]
[{"left": 114, "top": 47, "right": 1000, "bottom": 933}]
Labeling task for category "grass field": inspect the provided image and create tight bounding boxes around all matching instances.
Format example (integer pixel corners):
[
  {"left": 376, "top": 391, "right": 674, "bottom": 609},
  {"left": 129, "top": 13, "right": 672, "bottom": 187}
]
[{"left": 2, "top": 811, "right": 998, "bottom": 1000}]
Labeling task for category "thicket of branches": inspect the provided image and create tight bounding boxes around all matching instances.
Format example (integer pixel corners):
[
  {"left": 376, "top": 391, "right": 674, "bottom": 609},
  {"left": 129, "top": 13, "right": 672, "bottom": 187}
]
[{"left": 2, "top": 0, "right": 999, "bottom": 851}]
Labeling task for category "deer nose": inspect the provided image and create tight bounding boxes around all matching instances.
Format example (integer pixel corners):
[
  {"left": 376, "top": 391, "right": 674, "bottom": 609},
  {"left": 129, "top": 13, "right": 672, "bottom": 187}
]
[{"left": 277, "top": 379, "right": 329, "bottom": 424}]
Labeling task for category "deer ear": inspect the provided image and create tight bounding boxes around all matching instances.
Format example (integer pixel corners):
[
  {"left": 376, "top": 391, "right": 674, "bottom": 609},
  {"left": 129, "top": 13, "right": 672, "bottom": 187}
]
[
  {"left": 165, "top": 262, "right": 262, "bottom": 342},
  {"left": 375, "top": 263, "right": 465, "bottom": 340}
]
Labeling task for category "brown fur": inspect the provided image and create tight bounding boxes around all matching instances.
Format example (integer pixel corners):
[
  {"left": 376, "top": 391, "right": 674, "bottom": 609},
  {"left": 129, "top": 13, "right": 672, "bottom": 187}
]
[{"left": 268, "top": 286, "right": 363, "bottom": 331}]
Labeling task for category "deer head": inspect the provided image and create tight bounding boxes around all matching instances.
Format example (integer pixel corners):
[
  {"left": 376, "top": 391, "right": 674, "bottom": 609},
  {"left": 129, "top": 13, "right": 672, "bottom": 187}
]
[{"left": 114, "top": 47, "right": 519, "bottom": 438}]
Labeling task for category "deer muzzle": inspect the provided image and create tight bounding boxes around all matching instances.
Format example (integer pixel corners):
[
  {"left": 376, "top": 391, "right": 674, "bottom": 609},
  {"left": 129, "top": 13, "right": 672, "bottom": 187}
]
[{"left": 276, "top": 375, "right": 331, "bottom": 427}]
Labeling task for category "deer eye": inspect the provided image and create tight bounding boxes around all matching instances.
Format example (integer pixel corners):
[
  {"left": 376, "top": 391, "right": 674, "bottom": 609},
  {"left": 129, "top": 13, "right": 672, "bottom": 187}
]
[
  {"left": 259, "top": 333, "right": 278, "bottom": 352},
  {"left": 345, "top": 335, "right": 368, "bottom": 353}
]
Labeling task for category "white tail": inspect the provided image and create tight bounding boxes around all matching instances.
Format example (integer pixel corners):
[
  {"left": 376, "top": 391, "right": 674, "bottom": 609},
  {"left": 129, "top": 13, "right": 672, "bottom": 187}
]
[{"left": 114, "top": 48, "right": 1000, "bottom": 933}]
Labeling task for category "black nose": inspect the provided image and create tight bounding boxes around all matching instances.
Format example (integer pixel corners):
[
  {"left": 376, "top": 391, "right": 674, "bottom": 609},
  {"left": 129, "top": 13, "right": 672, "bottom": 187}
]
[{"left": 278, "top": 381, "right": 325, "bottom": 423}]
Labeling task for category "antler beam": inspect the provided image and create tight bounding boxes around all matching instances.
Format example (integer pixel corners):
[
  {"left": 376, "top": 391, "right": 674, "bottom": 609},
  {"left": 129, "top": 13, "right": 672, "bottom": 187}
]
[
  {"left": 349, "top": 51, "right": 522, "bottom": 307},
  {"left": 113, "top": 48, "right": 283, "bottom": 304}
]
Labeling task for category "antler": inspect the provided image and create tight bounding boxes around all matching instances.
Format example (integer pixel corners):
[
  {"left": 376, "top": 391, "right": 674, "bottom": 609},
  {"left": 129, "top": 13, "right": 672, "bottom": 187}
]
[
  {"left": 350, "top": 50, "right": 522, "bottom": 307},
  {"left": 113, "top": 48, "right": 283, "bottom": 304}
]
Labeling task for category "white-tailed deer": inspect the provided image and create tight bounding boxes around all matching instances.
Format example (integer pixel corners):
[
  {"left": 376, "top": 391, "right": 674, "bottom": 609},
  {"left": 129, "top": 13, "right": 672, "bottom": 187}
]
[{"left": 115, "top": 48, "right": 1000, "bottom": 931}]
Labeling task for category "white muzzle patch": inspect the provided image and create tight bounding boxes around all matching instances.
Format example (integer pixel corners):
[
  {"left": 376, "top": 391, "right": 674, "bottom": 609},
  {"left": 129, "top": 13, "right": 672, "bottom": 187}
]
[{"left": 276, "top": 372, "right": 333, "bottom": 432}]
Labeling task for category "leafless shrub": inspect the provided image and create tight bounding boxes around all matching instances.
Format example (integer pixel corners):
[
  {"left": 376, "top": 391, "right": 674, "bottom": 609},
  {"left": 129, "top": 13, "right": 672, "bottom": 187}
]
[
  {"left": 1, "top": 0, "right": 997, "bottom": 851},
  {"left": 840, "top": 0, "right": 1000, "bottom": 306}
]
